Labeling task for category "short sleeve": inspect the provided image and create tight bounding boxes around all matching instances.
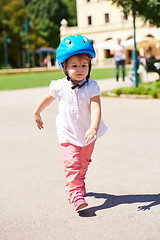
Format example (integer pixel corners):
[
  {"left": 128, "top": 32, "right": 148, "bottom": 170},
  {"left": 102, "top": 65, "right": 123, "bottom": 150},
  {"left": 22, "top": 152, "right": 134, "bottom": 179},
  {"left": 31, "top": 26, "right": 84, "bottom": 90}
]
[
  {"left": 49, "top": 79, "right": 62, "bottom": 98},
  {"left": 90, "top": 80, "right": 100, "bottom": 98}
]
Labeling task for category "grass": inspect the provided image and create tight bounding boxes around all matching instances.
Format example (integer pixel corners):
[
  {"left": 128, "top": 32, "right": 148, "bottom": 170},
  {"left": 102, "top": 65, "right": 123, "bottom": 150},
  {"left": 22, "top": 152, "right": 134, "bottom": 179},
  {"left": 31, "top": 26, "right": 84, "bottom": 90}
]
[
  {"left": 0, "top": 67, "right": 159, "bottom": 98},
  {"left": 91, "top": 67, "right": 120, "bottom": 79},
  {"left": 101, "top": 79, "right": 160, "bottom": 99},
  {"left": 0, "top": 67, "right": 128, "bottom": 91},
  {"left": 0, "top": 71, "right": 64, "bottom": 91}
]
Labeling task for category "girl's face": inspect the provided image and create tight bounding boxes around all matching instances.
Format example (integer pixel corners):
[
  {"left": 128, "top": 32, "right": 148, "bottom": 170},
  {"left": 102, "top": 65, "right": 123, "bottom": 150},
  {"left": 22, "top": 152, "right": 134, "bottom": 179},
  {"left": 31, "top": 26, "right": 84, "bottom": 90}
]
[{"left": 66, "top": 55, "right": 90, "bottom": 83}]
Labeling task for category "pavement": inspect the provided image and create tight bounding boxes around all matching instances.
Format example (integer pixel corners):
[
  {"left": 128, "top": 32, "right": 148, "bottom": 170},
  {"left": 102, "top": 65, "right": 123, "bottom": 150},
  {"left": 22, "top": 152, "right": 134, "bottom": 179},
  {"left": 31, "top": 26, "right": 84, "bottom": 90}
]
[{"left": 0, "top": 76, "right": 160, "bottom": 240}]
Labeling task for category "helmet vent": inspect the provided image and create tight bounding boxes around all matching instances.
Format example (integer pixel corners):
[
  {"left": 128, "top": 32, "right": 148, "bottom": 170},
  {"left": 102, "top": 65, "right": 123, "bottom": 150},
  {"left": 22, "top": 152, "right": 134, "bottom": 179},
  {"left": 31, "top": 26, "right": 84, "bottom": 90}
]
[
  {"left": 66, "top": 39, "right": 72, "bottom": 44},
  {"left": 83, "top": 37, "right": 87, "bottom": 43},
  {"left": 56, "top": 35, "right": 96, "bottom": 66}
]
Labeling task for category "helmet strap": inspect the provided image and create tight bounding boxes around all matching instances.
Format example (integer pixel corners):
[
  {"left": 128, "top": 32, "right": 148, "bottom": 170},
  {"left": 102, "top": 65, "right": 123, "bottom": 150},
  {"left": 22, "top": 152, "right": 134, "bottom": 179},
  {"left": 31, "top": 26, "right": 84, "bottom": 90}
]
[
  {"left": 67, "top": 75, "right": 88, "bottom": 90},
  {"left": 86, "top": 61, "right": 91, "bottom": 81},
  {"left": 66, "top": 60, "right": 91, "bottom": 90}
]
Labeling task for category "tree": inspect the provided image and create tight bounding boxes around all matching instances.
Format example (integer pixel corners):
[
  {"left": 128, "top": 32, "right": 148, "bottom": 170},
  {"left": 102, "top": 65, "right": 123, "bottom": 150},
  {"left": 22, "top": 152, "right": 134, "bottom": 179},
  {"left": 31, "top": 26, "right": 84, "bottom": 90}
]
[
  {"left": 27, "top": 0, "right": 77, "bottom": 48},
  {"left": 0, "top": 0, "right": 47, "bottom": 67},
  {"left": 62, "top": 0, "right": 77, "bottom": 26},
  {"left": 111, "top": 0, "right": 160, "bottom": 27},
  {"left": 0, "top": 0, "right": 26, "bottom": 66},
  {"left": 0, "top": 0, "right": 77, "bottom": 68}
]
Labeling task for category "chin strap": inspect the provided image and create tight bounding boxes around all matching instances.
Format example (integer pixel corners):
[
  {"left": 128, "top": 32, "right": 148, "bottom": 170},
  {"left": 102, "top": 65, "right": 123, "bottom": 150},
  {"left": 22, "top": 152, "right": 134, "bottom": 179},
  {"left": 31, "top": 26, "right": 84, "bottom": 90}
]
[
  {"left": 66, "top": 61, "right": 91, "bottom": 90},
  {"left": 69, "top": 77, "right": 88, "bottom": 90}
]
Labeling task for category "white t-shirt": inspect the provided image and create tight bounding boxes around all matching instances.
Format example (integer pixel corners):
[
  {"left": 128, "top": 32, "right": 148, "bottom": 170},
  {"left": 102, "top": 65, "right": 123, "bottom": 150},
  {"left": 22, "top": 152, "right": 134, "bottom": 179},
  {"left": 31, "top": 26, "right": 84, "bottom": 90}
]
[
  {"left": 111, "top": 44, "right": 126, "bottom": 61},
  {"left": 49, "top": 77, "right": 107, "bottom": 147}
]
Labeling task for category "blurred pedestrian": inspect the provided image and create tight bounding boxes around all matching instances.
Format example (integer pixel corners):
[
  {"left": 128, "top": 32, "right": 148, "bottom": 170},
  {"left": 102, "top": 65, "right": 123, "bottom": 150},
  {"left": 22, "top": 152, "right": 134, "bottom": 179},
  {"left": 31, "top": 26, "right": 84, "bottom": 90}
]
[
  {"left": 43, "top": 54, "right": 52, "bottom": 68},
  {"left": 111, "top": 38, "right": 126, "bottom": 81}
]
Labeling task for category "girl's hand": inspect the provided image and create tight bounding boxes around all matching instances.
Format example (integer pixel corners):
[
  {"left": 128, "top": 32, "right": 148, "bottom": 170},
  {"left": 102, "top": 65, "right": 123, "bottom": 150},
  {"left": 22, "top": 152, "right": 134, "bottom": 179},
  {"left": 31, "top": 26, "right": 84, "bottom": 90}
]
[
  {"left": 85, "top": 128, "right": 97, "bottom": 143},
  {"left": 34, "top": 114, "right": 44, "bottom": 129}
]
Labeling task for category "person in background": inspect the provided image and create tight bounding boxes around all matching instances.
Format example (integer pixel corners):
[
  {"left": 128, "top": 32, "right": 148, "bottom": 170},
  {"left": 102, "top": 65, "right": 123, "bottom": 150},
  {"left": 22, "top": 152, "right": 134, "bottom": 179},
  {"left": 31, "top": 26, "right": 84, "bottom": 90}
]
[
  {"left": 145, "top": 47, "right": 156, "bottom": 72},
  {"left": 43, "top": 54, "right": 52, "bottom": 68},
  {"left": 111, "top": 38, "right": 126, "bottom": 81}
]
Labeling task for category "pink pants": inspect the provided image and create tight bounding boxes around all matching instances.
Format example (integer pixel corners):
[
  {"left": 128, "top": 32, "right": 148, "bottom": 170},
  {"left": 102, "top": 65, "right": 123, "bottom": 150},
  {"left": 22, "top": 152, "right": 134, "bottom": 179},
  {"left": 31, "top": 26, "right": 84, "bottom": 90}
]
[{"left": 61, "top": 141, "right": 95, "bottom": 203}]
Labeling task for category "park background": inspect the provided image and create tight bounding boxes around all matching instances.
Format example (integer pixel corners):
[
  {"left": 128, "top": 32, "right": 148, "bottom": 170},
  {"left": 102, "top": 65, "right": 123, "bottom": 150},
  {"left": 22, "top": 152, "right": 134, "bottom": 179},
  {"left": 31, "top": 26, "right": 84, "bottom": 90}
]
[
  {"left": 0, "top": 0, "right": 160, "bottom": 97},
  {"left": 1, "top": 1, "right": 160, "bottom": 240},
  {"left": 0, "top": 0, "right": 160, "bottom": 69}
]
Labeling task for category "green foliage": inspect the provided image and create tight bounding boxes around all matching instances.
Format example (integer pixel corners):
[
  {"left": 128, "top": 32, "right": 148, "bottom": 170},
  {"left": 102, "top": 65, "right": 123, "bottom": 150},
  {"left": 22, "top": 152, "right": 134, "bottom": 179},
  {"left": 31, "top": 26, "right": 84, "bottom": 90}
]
[
  {"left": 62, "top": 0, "right": 77, "bottom": 26},
  {"left": 27, "top": 0, "right": 77, "bottom": 48},
  {"left": 0, "top": 0, "right": 47, "bottom": 67},
  {"left": 109, "top": 80, "right": 160, "bottom": 98},
  {"left": 111, "top": 0, "right": 160, "bottom": 27},
  {"left": 150, "top": 80, "right": 160, "bottom": 98},
  {"left": 0, "top": 0, "right": 27, "bottom": 66},
  {"left": 0, "top": 0, "right": 77, "bottom": 68}
]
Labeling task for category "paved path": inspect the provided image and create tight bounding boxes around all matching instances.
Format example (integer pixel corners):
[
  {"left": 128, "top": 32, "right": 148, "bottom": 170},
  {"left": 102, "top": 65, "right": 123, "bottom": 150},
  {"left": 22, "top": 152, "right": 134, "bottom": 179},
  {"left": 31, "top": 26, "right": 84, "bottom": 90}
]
[
  {"left": 98, "top": 72, "right": 159, "bottom": 92},
  {"left": 0, "top": 80, "right": 160, "bottom": 240}
]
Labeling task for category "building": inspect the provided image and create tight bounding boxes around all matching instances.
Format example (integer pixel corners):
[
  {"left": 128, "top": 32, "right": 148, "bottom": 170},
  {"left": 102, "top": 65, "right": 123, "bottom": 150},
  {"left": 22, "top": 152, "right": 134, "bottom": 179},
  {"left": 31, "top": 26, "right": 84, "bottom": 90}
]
[{"left": 60, "top": 0, "right": 160, "bottom": 66}]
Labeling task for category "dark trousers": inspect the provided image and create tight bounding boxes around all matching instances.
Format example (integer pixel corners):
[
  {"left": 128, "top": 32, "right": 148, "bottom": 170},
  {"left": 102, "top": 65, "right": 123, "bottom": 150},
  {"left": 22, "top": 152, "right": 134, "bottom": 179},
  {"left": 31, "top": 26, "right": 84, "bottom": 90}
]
[{"left": 115, "top": 60, "right": 125, "bottom": 81}]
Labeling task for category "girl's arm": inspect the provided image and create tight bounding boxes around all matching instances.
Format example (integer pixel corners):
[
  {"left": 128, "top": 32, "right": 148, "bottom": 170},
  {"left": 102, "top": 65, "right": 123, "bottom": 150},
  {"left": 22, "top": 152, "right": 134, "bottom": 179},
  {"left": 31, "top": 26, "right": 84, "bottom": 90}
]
[
  {"left": 33, "top": 92, "right": 55, "bottom": 129},
  {"left": 85, "top": 95, "right": 101, "bottom": 143}
]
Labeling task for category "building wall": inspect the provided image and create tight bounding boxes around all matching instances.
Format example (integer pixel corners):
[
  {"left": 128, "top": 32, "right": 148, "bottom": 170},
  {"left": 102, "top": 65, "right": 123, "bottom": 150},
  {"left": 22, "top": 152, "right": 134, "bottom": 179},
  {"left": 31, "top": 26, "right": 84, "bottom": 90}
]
[
  {"left": 60, "top": 0, "right": 160, "bottom": 66},
  {"left": 77, "top": 0, "right": 121, "bottom": 27}
]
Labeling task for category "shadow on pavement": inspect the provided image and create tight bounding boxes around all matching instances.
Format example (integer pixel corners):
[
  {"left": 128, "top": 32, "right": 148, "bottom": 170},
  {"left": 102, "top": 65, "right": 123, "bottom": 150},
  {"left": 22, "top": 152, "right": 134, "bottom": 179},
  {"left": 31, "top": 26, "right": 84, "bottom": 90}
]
[{"left": 79, "top": 192, "right": 160, "bottom": 217}]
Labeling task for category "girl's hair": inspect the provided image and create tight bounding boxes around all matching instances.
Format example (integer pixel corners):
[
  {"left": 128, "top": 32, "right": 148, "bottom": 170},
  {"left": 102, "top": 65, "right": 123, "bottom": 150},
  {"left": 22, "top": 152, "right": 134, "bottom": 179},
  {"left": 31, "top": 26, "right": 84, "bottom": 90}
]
[{"left": 62, "top": 53, "right": 91, "bottom": 71}]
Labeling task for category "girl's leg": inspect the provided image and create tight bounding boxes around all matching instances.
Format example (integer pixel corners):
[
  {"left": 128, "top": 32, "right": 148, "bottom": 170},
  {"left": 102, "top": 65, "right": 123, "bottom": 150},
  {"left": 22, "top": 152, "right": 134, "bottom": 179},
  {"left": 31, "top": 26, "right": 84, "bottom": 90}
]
[
  {"left": 115, "top": 61, "right": 119, "bottom": 81},
  {"left": 121, "top": 60, "right": 125, "bottom": 81},
  {"left": 80, "top": 141, "right": 95, "bottom": 195},
  {"left": 61, "top": 143, "right": 84, "bottom": 203},
  {"left": 61, "top": 141, "right": 95, "bottom": 203}
]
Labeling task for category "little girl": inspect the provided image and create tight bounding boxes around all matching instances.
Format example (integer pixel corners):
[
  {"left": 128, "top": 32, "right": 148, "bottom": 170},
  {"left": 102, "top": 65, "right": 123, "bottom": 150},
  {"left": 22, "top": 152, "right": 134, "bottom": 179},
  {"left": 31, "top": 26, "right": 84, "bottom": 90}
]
[{"left": 33, "top": 35, "right": 107, "bottom": 212}]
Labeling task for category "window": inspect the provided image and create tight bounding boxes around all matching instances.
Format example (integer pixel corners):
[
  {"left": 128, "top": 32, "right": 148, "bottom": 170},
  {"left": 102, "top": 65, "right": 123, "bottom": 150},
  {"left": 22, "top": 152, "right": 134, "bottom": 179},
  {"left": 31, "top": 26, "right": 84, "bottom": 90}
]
[
  {"left": 105, "top": 49, "right": 113, "bottom": 58},
  {"left": 105, "top": 13, "right": 109, "bottom": 23},
  {"left": 88, "top": 16, "right": 92, "bottom": 25}
]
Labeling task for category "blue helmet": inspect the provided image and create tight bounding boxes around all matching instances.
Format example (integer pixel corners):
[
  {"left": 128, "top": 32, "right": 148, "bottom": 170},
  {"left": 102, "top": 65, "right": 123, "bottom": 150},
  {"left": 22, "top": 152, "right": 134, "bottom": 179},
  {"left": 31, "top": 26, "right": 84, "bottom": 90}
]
[{"left": 56, "top": 35, "right": 96, "bottom": 68}]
